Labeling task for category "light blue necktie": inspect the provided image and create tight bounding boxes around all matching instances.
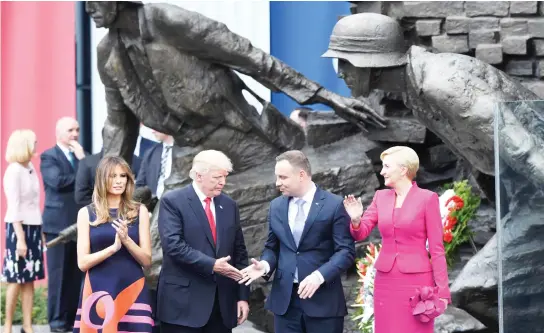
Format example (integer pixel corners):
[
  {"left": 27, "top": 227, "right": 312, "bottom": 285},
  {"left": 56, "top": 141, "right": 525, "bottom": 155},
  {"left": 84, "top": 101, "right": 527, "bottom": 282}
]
[
  {"left": 68, "top": 152, "right": 76, "bottom": 168},
  {"left": 292, "top": 198, "right": 306, "bottom": 282}
]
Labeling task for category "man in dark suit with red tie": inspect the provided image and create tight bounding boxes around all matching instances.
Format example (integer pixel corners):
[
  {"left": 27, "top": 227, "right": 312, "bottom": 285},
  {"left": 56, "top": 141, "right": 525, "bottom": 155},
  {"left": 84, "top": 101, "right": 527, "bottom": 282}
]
[{"left": 156, "top": 150, "right": 250, "bottom": 333}]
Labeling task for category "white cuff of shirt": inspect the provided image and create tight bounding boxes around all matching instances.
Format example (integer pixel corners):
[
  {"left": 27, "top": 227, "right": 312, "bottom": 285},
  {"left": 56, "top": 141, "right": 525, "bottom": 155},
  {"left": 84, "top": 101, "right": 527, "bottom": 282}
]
[
  {"left": 262, "top": 260, "right": 271, "bottom": 275},
  {"left": 311, "top": 271, "right": 325, "bottom": 284},
  {"left": 262, "top": 260, "right": 324, "bottom": 284}
]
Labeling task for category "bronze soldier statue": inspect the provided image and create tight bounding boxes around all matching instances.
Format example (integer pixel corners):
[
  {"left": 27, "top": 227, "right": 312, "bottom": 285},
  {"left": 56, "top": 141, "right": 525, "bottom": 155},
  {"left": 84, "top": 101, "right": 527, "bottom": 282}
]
[
  {"left": 46, "top": 2, "right": 386, "bottom": 248},
  {"left": 322, "top": 13, "right": 544, "bottom": 189},
  {"left": 86, "top": 1, "right": 385, "bottom": 179}
]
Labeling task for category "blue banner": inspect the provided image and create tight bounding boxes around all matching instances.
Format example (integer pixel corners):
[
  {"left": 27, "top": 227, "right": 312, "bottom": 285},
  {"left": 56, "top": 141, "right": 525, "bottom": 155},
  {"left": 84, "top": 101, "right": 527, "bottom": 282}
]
[{"left": 270, "top": 1, "right": 351, "bottom": 115}]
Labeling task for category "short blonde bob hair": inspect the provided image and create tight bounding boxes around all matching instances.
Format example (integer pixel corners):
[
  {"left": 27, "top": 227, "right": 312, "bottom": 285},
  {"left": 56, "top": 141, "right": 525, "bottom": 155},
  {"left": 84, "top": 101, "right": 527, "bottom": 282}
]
[
  {"left": 189, "top": 150, "right": 233, "bottom": 179},
  {"left": 5, "top": 129, "right": 37, "bottom": 164},
  {"left": 380, "top": 146, "right": 419, "bottom": 180}
]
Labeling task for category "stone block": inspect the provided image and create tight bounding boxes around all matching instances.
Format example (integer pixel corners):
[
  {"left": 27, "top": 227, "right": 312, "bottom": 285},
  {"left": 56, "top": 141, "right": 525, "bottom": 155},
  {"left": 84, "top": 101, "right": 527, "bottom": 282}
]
[
  {"left": 432, "top": 34, "right": 469, "bottom": 53},
  {"left": 502, "top": 35, "right": 531, "bottom": 55},
  {"left": 403, "top": 1, "right": 464, "bottom": 18},
  {"left": 500, "top": 18, "right": 529, "bottom": 36},
  {"left": 510, "top": 1, "right": 538, "bottom": 15},
  {"left": 416, "top": 19, "right": 442, "bottom": 36},
  {"left": 445, "top": 16, "right": 470, "bottom": 34},
  {"left": 540, "top": 2, "right": 544, "bottom": 15},
  {"left": 469, "top": 17, "right": 500, "bottom": 32},
  {"left": 528, "top": 19, "right": 544, "bottom": 38},
  {"left": 475, "top": 44, "right": 503, "bottom": 64},
  {"left": 537, "top": 60, "right": 544, "bottom": 78},
  {"left": 469, "top": 30, "right": 499, "bottom": 49},
  {"left": 533, "top": 39, "right": 544, "bottom": 56},
  {"left": 354, "top": 1, "right": 385, "bottom": 14},
  {"left": 505, "top": 60, "right": 534, "bottom": 76},
  {"left": 349, "top": 2, "right": 358, "bottom": 15},
  {"left": 465, "top": 1, "right": 510, "bottom": 17}
]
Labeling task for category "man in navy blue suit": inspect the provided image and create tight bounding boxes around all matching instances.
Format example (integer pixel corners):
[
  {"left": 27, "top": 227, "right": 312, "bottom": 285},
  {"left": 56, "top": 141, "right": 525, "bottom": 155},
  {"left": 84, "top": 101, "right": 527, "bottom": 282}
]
[
  {"left": 135, "top": 124, "right": 156, "bottom": 158},
  {"left": 136, "top": 130, "right": 173, "bottom": 199},
  {"left": 157, "top": 150, "right": 250, "bottom": 333},
  {"left": 40, "top": 117, "right": 86, "bottom": 332},
  {"left": 239, "top": 150, "right": 355, "bottom": 333}
]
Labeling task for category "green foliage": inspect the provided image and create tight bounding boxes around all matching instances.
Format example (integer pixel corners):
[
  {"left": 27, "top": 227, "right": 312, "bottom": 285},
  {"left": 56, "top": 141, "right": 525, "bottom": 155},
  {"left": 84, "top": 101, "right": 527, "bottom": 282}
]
[{"left": 0, "top": 284, "right": 48, "bottom": 325}]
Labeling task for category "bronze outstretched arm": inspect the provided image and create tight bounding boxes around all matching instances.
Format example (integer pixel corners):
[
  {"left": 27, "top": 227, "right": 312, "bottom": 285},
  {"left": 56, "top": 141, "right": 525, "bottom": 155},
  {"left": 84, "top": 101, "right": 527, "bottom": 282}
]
[{"left": 155, "top": 4, "right": 386, "bottom": 130}]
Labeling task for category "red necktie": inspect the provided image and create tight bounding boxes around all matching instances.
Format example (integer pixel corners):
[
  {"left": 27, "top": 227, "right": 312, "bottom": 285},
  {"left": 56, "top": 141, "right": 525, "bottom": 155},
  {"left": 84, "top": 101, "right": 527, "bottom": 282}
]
[{"left": 204, "top": 197, "right": 216, "bottom": 244}]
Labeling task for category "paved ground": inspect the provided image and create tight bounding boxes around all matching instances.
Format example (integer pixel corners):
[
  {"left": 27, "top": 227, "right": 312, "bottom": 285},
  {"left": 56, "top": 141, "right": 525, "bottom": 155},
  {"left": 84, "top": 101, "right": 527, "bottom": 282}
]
[{"left": 7, "top": 321, "right": 265, "bottom": 333}]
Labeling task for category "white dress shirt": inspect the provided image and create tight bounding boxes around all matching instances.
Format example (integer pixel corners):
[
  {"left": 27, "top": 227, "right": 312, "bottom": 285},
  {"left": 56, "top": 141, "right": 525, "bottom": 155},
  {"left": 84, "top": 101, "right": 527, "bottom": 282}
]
[
  {"left": 134, "top": 136, "right": 143, "bottom": 157},
  {"left": 156, "top": 143, "right": 174, "bottom": 199},
  {"left": 263, "top": 182, "right": 324, "bottom": 283},
  {"left": 192, "top": 182, "right": 216, "bottom": 220},
  {"left": 56, "top": 143, "right": 72, "bottom": 162},
  {"left": 288, "top": 183, "right": 317, "bottom": 236},
  {"left": 3, "top": 162, "right": 42, "bottom": 225}
]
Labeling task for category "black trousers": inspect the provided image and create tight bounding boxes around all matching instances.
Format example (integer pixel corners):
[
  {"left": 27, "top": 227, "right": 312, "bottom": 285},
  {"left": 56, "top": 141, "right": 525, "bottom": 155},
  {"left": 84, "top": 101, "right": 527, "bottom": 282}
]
[
  {"left": 160, "top": 294, "right": 231, "bottom": 333},
  {"left": 45, "top": 234, "right": 83, "bottom": 330},
  {"left": 274, "top": 284, "right": 344, "bottom": 333}
]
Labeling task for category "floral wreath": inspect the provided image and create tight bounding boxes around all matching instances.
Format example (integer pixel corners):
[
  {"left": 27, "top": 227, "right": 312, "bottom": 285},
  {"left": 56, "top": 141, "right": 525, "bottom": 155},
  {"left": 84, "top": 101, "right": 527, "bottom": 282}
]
[{"left": 351, "top": 180, "right": 480, "bottom": 332}]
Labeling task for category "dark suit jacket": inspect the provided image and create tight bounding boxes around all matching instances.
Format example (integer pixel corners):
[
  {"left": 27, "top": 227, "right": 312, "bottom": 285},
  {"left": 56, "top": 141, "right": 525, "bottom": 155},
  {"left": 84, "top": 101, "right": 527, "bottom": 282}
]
[
  {"left": 261, "top": 186, "right": 355, "bottom": 317},
  {"left": 40, "top": 146, "right": 83, "bottom": 234},
  {"left": 138, "top": 136, "right": 155, "bottom": 157},
  {"left": 135, "top": 143, "right": 162, "bottom": 196},
  {"left": 74, "top": 150, "right": 142, "bottom": 206},
  {"left": 156, "top": 185, "right": 249, "bottom": 329}
]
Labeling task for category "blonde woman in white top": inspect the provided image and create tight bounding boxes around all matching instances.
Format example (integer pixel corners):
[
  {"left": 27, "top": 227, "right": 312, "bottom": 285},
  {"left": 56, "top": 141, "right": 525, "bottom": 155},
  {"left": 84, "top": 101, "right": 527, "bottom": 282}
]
[{"left": 2, "top": 129, "right": 45, "bottom": 333}]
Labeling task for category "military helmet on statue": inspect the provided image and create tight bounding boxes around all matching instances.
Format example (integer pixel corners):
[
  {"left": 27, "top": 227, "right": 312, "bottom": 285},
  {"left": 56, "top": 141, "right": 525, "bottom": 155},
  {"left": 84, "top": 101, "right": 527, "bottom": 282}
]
[{"left": 322, "top": 13, "right": 408, "bottom": 68}]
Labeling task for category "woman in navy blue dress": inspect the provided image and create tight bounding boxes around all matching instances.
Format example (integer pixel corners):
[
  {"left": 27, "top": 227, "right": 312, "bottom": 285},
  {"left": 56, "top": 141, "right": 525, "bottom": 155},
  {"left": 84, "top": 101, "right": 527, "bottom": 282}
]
[{"left": 73, "top": 156, "right": 153, "bottom": 333}]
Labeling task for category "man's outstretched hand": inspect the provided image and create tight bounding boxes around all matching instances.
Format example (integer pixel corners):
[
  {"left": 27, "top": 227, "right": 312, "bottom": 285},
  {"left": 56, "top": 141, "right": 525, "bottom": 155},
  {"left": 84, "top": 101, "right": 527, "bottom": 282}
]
[
  {"left": 316, "top": 89, "right": 387, "bottom": 131},
  {"left": 238, "top": 258, "right": 267, "bottom": 286},
  {"left": 213, "top": 256, "right": 243, "bottom": 281}
]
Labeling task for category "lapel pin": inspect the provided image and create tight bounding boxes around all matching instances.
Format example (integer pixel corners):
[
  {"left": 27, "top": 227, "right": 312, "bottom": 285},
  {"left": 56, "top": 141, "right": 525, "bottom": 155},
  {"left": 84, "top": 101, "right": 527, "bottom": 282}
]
[
  {"left": 219, "top": 205, "right": 223, "bottom": 209},
  {"left": 316, "top": 203, "right": 319, "bottom": 206}
]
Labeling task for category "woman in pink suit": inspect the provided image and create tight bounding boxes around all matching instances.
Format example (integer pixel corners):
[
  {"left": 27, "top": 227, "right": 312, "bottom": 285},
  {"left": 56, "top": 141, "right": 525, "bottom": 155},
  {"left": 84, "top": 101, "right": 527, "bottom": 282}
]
[{"left": 344, "top": 146, "right": 450, "bottom": 333}]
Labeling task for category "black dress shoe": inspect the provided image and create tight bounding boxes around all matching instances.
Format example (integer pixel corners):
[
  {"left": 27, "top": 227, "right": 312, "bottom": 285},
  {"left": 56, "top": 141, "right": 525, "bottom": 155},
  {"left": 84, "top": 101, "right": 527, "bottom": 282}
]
[{"left": 50, "top": 328, "right": 67, "bottom": 333}]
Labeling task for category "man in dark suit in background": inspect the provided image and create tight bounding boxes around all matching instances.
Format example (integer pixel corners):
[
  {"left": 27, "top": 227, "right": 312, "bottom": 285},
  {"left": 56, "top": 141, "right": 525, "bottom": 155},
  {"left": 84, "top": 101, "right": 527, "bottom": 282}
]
[
  {"left": 74, "top": 127, "right": 143, "bottom": 206},
  {"left": 135, "top": 123, "right": 156, "bottom": 158},
  {"left": 136, "top": 130, "right": 173, "bottom": 199},
  {"left": 40, "top": 117, "right": 86, "bottom": 332},
  {"left": 239, "top": 150, "right": 355, "bottom": 333},
  {"left": 157, "top": 150, "right": 250, "bottom": 333}
]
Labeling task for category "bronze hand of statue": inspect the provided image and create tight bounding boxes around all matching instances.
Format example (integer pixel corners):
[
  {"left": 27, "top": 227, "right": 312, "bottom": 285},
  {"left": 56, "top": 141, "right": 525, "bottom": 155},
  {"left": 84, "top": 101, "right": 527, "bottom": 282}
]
[{"left": 316, "top": 89, "right": 387, "bottom": 131}]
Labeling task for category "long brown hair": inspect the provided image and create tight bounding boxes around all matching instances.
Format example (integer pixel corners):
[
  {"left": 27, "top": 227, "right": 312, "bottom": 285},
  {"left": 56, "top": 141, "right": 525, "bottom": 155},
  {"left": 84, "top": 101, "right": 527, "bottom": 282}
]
[{"left": 91, "top": 155, "right": 138, "bottom": 226}]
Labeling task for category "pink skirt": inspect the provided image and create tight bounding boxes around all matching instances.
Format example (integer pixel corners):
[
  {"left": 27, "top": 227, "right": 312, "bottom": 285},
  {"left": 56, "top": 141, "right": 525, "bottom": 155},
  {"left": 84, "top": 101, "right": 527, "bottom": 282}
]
[{"left": 374, "top": 260, "right": 435, "bottom": 333}]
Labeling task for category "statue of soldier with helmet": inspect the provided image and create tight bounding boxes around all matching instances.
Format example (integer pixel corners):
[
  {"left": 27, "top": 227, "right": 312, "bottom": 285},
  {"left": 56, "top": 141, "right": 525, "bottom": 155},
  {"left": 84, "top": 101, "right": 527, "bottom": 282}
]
[{"left": 323, "top": 13, "right": 544, "bottom": 190}]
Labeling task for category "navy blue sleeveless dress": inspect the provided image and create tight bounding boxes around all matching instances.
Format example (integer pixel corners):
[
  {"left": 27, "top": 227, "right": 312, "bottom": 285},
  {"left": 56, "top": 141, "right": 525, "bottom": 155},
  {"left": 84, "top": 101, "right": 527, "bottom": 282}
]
[{"left": 73, "top": 206, "right": 154, "bottom": 333}]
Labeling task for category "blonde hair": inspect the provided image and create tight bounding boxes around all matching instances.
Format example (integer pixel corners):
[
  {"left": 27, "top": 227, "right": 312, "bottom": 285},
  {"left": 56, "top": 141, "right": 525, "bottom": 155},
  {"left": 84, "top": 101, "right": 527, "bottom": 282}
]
[
  {"left": 189, "top": 150, "right": 233, "bottom": 179},
  {"left": 91, "top": 156, "right": 139, "bottom": 226},
  {"left": 380, "top": 146, "right": 419, "bottom": 180},
  {"left": 5, "top": 129, "right": 36, "bottom": 164}
]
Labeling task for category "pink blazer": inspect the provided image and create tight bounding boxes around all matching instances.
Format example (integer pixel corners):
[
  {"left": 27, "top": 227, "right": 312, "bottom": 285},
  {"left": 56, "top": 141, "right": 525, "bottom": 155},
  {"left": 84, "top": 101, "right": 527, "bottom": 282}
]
[{"left": 351, "top": 182, "right": 451, "bottom": 301}]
